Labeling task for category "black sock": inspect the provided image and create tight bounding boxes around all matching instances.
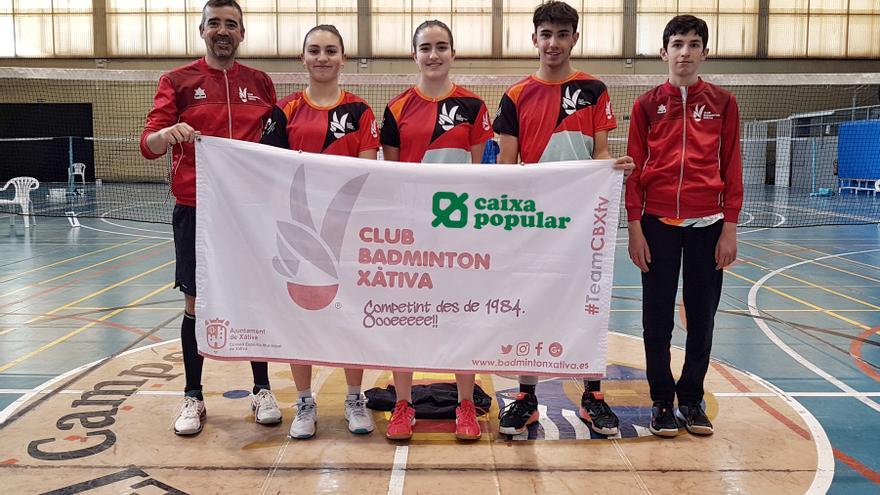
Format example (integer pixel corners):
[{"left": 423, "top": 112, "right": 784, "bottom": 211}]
[
  {"left": 181, "top": 312, "right": 204, "bottom": 399},
  {"left": 519, "top": 383, "right": 536, "bottom": 397},
  {"left": 585, "top": 380, "right": 601, "bottom": 393},
  {"left": 251, "top": 361, "right": 270, "bottom": 394}
]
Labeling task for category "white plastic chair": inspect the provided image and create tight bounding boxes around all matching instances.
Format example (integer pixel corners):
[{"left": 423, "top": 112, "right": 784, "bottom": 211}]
[
  {"left": 874, "top": 179, "right": 880, "bottom": 197},
  {"left": 0, "top": 176, "right": 40, "bottom": 228},
  {"left": 70, "top": 162, "right": 86, "bottom": 186}
]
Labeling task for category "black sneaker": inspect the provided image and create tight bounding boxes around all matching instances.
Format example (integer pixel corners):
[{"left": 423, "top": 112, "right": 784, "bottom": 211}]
[
  {"left": 649, "top": 401, "right": 679, "bottom": 437},
  {"left": 498, "top": 392, "right": 539, "bottom": 435},
  {"left": 578, "top": 391, "right": 620, "bottom": 435},
  {"left": 676, "top": 403, "right": 714, "bottom": 435}
]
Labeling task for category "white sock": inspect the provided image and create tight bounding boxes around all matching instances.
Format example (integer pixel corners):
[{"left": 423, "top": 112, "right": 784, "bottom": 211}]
[
  {"left": 347, "top": 386, "right": 361, "bottom": 397},
  {"left": 298, "top": 388, "right": 312, "bottom": 400}
]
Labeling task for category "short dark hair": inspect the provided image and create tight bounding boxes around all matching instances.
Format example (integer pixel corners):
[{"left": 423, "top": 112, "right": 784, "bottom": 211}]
[
  {"left": 532, "top": 1, "right": 579, "bottom": 33},
  {"left": 662, "top": 15, "right": 709, "bottom": 50},
  {"left": 412, "top": 20, "right": 454, "bottom": 52},
  {"left": 303, "top": 24, "right": 345, "bottom": 54},
  {"left": 201, "top": 0, "right": 244, "bottom": 30}
]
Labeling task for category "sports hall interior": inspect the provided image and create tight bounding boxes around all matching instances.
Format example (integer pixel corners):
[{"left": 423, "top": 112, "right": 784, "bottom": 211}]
[{"left": 1, "top": 2, "right": 879, "bottom": 494}]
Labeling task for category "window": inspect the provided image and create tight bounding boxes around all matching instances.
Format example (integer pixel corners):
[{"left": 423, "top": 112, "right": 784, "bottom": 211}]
[
  {"left": 0, "top": 0, "right": 93, "bottom": 57},
  {"left": 768, "top": 0, "right": 880, "bottom": 57},
  {"left": 107, "top": 0, "right": 359, "bottom": 57},
  {"left": 637, "top": 0, "right": 758, "bottom": 57},
  {"left": 372, "top": 1, "right": 492, "bottom": 57}
]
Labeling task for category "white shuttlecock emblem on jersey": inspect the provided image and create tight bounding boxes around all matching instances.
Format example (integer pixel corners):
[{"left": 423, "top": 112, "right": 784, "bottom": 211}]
[
  {"left": 563, "top": 87, "right": 582, "bottom": 115},
  {"left": 330, "top": 111, "right": 351, "bottom": 139},
  {"left": 439, "top": 103, "right": 460, "bottom": 131}
]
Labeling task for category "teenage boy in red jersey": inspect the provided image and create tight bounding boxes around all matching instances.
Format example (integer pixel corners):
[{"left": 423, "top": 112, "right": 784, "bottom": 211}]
[
  {"left": 626, "top": 15, "right": 742, "bottom": 438},
  {"left": 493, "top": 0, "right": 634, "bottom": 437},
  {"left": 140, "top": 0, "right": 281, "bottom": 436}
]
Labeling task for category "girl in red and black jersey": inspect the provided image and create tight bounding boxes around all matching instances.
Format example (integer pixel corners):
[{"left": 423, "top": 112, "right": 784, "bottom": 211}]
[
  {"left": 261, "top": 25, "right": 378, "bottom": 440},
  {"left": 380, "top": 20, "right": 494, "bottom": 442}
]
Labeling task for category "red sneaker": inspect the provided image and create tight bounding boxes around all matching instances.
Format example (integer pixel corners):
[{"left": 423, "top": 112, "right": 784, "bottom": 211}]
[
  {"left": 455, "top": 399, "right": 482, "bottom": 440},
  {"left": 386, "top": 400, "right": 416, "bottom": 440}
]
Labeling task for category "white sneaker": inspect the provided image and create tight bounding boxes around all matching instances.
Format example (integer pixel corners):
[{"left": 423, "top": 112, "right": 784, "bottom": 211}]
[
  {"left": 344, "top": 394, "right": 375, "bottom": 434},
  {"left": 174, "top": 396, "right": 206, "bottom": 435},
  {"left": 289, "top": 397, "right": 317, "bottom": 439},
  {"left": 252, "top": 389, "right": 282, "bottom": 425}
]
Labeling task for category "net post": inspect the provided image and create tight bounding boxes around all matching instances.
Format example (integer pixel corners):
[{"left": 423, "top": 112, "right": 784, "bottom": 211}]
[{"left": 67, "top": 136, "right": 75, "bottom": 196}]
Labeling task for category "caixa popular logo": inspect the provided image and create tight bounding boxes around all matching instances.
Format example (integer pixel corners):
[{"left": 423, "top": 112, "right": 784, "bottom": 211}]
[
  {"left": 205, "top": 318, "right": 229, "bottom": 349},
  {"left": 432, "top": 192, "right": 573, "bottom": 231},
  {"left": 273, "top": 165, "right": 368, "bottom": 310}
]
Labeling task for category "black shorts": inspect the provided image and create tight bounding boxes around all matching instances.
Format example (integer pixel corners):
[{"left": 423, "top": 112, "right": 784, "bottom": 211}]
[{"left": 172, "top": 204, "right": 196, "bottom": 296}]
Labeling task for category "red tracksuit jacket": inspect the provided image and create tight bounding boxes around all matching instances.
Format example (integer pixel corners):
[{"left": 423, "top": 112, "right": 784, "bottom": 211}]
[
  {"left": 625, "top": 78, "right": 743, "bottom": 223},
  {"left": 140, "top": 58, "right": 276, "bottom": 207}
]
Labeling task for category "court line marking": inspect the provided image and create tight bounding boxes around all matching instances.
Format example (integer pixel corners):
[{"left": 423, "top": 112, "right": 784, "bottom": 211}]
[
  {"left": 739, "top": 211, "right": 786, "bottom": 235},
  {"left": 0, "top": 251, "right": 172, "bottom": 336},
  {"left": 0, "top": 464, "right": 825, "bottom": 474},
  {"left": 100, "top": 217, "right": 172, "bottom": 235},
  {"left": 0, "top": 241, "right": 170, "bottom": 299},
  {"left": 724, "top": 309, "right": 880, "bottom": 313},
  {"left": 612, "top": 284, "right": 880, "bottom": 289},
  {"left": 714, "top": 392, "right": 880, "bottom": 398},
  {"left": 387, "top": 446, "right": 409, "bottom": 495},
  {"left": 611, "top": 438, "right": 650, "bottom": 494},
  {"left": 78, "top": 223, "right": 173, "bottom": 240},
  {"left": 741, "top": 239, "right": 880, "bottom": 286},
  {"left": 0, "top": 239, "right": 140, "bottom": 284},
  {"left": 851, "top": 326, "right": 880, "bottom": 381},
  {"left": 5, "top": 388, "right": 876, "bottom": 399},
  {"left": 743, "top": 259, "right": 880, "bottom": 310},
  {"left": 257, "top": 362, "right": 335, "bottom": 494},
  {"left": 258, "top": 437, "right": 291, "bottom": 495},
  {"left": 713, "top": 363, "right": 834, "bottom": 494},
  {"left": 0, "top": 332, "right": 836, "bottom": 492},
  {"left": 22, "top": 260, "right": 174, "bottom": 325},
  {"left": 0, "top": 339, "right": 176, "bottom": 425},
  {"left": 0, "top": 281, "right": 174, "bottom": 373},
  {"left": 778, "top": 242, "right": 880, "bottom": 273},
  {"left": 613, "top": 332, "right": 834, "bottom": 495},
  {"left": 62, "top": 306, "right": 181, "bottom": 311},
  {"left": 746, "top": 247, "right": 880, "bottom": 416},
  {"left": 726, "top": 270, "right": 872, "bottom": 332}
]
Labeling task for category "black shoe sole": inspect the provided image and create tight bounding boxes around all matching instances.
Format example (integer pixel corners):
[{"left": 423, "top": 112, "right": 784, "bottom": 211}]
[
  {"left": 675, "top": 409, "right": 714, "bottom": 435},
  {"left": 683, "top": 425, "right": 714, "bottom": 435},
  {"left": 498, "top": 425, "right": 528, "bottom": 435},
  {"left": 578, "top": 407, "right": 619, "bottom": 436},
  {"left": 649, "top": 425, "right": 680, "bottom": 438}
]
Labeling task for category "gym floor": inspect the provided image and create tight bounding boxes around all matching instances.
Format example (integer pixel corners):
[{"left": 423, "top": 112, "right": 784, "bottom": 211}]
[{"left": 0, "top": 215, "right": 877, "bottom": 494}]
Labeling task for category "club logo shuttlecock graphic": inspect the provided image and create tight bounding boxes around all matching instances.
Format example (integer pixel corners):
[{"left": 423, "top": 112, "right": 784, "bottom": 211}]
[{"left": 272, "top": 165, "right": 368, "bottom": 310}]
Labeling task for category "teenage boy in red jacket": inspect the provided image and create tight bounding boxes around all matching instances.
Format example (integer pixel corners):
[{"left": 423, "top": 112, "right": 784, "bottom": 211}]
[{"left": 626, "top": 14, "right": 742, "bottom": 438}]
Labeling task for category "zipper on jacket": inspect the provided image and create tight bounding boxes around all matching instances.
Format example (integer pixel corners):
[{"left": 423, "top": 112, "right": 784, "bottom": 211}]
[
  {"left": 677, "top": 86, "right": 687, "bottom": 218},
  {"left": 224, "top": 70, "right": 232, "bottom": 138}
]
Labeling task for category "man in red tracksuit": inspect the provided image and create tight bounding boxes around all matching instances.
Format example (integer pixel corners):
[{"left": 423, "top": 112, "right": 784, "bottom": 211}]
[
  {"left": 626, "top": 15, "right": 742, "bottom": 438},
  {"left": 140, "top": 0, "right": 281, "bottom": 436}
]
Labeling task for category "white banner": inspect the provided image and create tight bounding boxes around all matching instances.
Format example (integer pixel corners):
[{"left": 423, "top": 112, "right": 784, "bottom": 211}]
[{"left": 195, "top": 136, "right": 622, "bottom": 377}]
